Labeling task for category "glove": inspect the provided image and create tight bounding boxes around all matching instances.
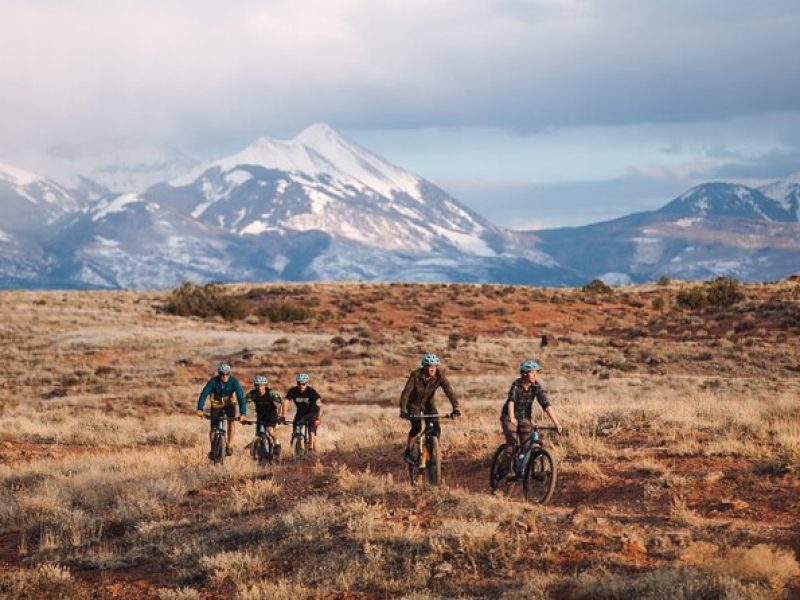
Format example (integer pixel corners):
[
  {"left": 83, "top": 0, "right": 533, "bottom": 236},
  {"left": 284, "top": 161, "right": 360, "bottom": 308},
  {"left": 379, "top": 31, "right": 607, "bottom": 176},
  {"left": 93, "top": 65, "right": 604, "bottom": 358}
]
[
  {"left": 400, "top": 409, "right": 408, "bottom": 420},
  {"left": 450, "top": 409, "right": 462, "bottom": 418},
  {"left": 196, "top": 410, "right": 205, "bottom": 418}
]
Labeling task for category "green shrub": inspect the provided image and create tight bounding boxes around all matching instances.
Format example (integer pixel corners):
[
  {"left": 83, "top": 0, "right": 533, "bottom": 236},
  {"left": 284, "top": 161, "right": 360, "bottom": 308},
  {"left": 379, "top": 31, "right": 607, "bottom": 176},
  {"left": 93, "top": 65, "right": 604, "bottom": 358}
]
[
  {"left": 657, "top": 275, "right": 671, "bottom": 286},
  {"left": 651, "top": 296, "right": 665, "bottom": 312},
  {"left": 582, "top": 279, "right": 613, "bottom": 294},
  {"left": 706, "top": 277, "right": 745, "bottom": 307},
  {"left": 256, "top": 301, "right": 312, "bottom": 323},
  {"left": 165, "top": 282, "right": 248, "bottom": 321}
]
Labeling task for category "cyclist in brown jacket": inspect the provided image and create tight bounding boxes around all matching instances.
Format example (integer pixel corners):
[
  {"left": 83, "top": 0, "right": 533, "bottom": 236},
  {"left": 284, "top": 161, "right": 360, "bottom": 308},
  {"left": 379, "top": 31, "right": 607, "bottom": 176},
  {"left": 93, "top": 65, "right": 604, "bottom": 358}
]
[{"left": 400, "top": 353, "right": 461, "bottom": 464}]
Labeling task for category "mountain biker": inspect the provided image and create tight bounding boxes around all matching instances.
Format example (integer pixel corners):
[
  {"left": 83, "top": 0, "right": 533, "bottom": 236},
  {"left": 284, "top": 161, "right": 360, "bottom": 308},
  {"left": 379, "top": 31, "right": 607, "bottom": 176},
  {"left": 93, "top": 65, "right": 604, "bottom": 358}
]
[
  {"left": 195, "top": 362, "right": 247, "bottom": 457},
  {"left": 400, "top": 353, "right": 461, "bottom": 465},
  {"left": 286, "top": 372, "right": 323, "bottom": 453},
  {"left": 501, "top": 360, "right": 561, "bottom": 454},
  {"left": 247, "top": 375, "right": 284, "bottom": 458}
]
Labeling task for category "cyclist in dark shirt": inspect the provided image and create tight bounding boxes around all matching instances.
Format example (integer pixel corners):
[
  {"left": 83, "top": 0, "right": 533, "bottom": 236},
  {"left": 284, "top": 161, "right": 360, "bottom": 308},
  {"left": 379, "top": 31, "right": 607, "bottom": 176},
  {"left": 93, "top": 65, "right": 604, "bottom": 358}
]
[
  {"left": 247, "top": 375, "right": 284, "bottom": 457},
  {"left": 399, "top": 353, "right": 461, "bottom": 465},
  {"left": 286, "top": 372, "right": 323, "bottom": 453},
  {"left": 195, "top": 362, "right": 247, "bottom": 457},
  {"left": 501, "top": 360, "right": 561, "bottom": 451}
]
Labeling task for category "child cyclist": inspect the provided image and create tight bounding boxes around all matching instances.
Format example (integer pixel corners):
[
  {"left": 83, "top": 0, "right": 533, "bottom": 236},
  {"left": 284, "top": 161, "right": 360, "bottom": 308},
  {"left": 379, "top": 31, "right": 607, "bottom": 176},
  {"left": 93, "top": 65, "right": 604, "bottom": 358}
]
[{"left": 247, "top": 375, "right": 284, "bottom": 458}]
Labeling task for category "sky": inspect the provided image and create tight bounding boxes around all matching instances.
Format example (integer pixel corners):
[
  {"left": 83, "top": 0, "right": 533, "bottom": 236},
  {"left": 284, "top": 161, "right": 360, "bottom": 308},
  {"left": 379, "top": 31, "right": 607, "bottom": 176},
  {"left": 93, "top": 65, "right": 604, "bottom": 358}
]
[{"left": 1, "top": 0, "right": 800, "bottom": 229}]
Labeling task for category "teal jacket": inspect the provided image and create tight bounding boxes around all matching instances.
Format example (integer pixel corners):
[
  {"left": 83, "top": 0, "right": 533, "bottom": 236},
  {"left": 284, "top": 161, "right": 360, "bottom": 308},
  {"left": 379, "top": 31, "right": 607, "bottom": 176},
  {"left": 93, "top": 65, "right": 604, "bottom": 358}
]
[{"left": 196, "top": 374, "right": 246, "bottom": 415}]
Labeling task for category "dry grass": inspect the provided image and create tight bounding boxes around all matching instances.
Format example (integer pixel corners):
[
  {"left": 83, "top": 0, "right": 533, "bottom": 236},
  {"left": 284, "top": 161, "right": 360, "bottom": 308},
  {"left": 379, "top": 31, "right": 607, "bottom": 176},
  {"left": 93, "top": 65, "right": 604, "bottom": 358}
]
[{"left": 0, "top": 280, "right": 798, "bottom": 598}]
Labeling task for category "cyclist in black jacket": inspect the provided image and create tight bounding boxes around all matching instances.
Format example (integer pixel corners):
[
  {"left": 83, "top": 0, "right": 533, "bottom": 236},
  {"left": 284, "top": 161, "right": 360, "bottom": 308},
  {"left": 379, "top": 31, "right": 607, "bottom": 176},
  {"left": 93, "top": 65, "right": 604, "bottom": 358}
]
[
  {"left": 247, "top": 375, "right": 284, "bottom": 457},
  {"left": 286, "top": 372, "right": 323, "bottom": 453}
]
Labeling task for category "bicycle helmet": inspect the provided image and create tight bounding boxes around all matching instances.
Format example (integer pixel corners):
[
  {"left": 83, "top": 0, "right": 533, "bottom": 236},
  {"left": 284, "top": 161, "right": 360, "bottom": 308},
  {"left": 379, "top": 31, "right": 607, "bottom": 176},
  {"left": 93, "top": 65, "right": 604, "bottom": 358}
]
[
  {"left": 519, "top": 360, "right": 542, "bottom": 373},
  {"left": 421, "top": 353, "right": 440, "bottom": 367},
  {"left": 296, "top": 372, "right": 309, "bottom": 384},
  {"left": 217, "top": 362, "right": 232, "bottom": 374},
  {"left": 253, "top": 375, "right": 268, "bottom": 386}
]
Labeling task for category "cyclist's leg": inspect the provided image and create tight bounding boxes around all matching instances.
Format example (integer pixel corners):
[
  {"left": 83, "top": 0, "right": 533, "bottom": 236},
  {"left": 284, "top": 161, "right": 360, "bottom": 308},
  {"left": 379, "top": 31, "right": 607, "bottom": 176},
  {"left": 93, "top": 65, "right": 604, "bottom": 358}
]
[
  {"left": 224, "top": 404, "right": 237, "bottom": 452},
  {"left": 306, "top": 413, "right": 318, "bottom": 451},
  {"left": 517, "top": 419, "right": 532, "bottom": 447},
  {"left": 426, "top": 401, "right": 440, "bottom": 437},
  {"left": 501, "top": 418, "right": 516, "bottom": 452},
  {"left": 406, "top": 408, "right": 422, "bottom": 450}
]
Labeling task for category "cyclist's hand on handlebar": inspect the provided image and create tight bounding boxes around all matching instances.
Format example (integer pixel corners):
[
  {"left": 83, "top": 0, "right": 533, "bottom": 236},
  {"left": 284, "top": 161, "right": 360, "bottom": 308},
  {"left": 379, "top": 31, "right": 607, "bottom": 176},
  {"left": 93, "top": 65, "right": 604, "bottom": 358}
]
[
  {"left": 278, "top": 416, "right": 287, "bottom": 425},
  {"left": 314, "top": 418, "right": 321, "bottom": 428},
  {"left": 238, "top": 415, "right": 248, "bottom": 423},
  {"left": 196, "top": 410, "right": 205, "bottom": 419},
  {"left": 399, "top": 409, "right": 409, "bottom": 420},
  {"left": 450, "top": 409, "right": 462, "bottom": 419}
]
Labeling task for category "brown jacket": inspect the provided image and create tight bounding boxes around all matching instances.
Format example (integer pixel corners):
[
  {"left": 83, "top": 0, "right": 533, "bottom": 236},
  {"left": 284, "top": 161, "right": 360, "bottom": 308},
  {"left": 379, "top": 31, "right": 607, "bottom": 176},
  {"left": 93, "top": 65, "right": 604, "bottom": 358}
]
[{"left": 400, "top": 367, "right": 460, "bottom": 412}]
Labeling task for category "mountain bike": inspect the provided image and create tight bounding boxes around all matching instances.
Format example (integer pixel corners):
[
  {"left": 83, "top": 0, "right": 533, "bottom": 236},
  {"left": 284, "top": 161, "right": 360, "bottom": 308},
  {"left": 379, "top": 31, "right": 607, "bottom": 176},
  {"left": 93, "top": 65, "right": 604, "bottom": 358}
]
[
  {"left": 406, "top": 413, "right": 455, "bottom": 486},
  {"left": 489, "top": 425, "right": 559, "bottom": 504},
  {"left": 291, "top": 419, "right": 311, "bottom": 456},
  {"left": 248, "top": 420, "right": 283, "bottom": 464},
  {"left": 203, "top": 414, "right": 251, "bottom": 465}
]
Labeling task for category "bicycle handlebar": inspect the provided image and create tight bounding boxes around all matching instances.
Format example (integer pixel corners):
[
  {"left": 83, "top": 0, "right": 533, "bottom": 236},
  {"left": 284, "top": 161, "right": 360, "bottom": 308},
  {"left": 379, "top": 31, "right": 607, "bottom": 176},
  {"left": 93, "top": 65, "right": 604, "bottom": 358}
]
[{"left": 405, "top": 413, "right": 457, "bottom": 419}]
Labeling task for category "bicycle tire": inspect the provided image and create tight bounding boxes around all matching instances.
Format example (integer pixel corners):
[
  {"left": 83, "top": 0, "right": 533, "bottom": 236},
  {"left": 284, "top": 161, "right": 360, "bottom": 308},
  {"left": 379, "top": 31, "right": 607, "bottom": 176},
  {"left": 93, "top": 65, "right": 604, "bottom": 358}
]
[
  {"left": 489, "top": 444, "right": 521, "bottom": 498},
  {"left": 212, "top": 432, "right": 226, "bottom": 465},
  {"left": 426, "top": 435, "right": 441, "bottom": 485},
  {"left": 523, "top": 448, "right": 557, "bottom": 504},
  {"left": 293, "top": 434, "right": 305, "bottom": 456},
  {"left": 251, "top": 437, "right": 267, "bottom": 463}
]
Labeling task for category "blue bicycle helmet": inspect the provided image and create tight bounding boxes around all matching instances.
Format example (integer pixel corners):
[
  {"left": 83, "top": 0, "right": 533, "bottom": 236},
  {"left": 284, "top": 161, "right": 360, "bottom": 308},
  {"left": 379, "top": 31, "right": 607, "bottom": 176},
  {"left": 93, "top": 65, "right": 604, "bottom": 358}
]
[
  {"left": 253, "top": 375, "right": 268, "bottom": 386},
  {"left": 296, "top": 372, "right": 309, "bottom": 384},
  {"left": 217, "top": 362, "right": 232, "bottom": 374},
  {"left": 519, "top": 360, "right": 542, "bottom": 373},
  {"left": 421, "top": 353, "right": 440, "bottom": 367}
]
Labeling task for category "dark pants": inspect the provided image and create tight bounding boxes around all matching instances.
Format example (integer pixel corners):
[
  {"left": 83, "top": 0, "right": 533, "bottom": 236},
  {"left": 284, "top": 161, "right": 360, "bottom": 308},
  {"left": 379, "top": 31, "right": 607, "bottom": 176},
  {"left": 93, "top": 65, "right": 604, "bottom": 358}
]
[
  {"left": 408, "top": 402, "right": 440, "bottom": 438},
  {"left": 501, "top": 418, "right": 532, "bottom": 447},
  {"left": 210, "top": 404, "right": 236, "bottom": 430}
]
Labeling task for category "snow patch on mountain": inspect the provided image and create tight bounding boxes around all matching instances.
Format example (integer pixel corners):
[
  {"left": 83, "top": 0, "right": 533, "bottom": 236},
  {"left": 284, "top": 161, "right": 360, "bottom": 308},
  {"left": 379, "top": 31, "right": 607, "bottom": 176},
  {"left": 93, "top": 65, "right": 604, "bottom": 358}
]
[
  {"left": 90, "top": 193, "right": 143, "bottom": 222},
  {"left": 0, "top": 162, "right": 41, "bottom": 187}
]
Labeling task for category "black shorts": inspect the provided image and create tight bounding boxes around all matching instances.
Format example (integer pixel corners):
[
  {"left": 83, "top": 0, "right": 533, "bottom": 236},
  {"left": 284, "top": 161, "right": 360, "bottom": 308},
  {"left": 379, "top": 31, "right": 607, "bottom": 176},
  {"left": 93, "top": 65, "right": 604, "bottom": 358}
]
[
  {"left": 210, "top": 404, "right": 236, "bottom": 430},
  {"left": 294, "top": 412, "right": 319, "bottom": 435},
  {"left": 258, "top": 416, "right": 279, "bottom": 428}
]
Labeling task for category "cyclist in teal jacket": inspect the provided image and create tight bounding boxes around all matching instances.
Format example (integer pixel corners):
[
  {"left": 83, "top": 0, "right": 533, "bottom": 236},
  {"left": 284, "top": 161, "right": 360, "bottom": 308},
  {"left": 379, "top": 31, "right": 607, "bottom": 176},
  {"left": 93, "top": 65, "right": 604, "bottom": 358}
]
[{"left": 195, "top": 362, "right": 247, "bottom": 457}]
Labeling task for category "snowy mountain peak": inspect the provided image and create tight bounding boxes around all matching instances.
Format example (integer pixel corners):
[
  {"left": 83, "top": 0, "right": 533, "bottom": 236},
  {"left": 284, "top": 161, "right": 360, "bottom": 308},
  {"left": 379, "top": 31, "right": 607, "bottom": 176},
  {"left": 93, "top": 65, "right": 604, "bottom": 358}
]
[
  {"left": 172, "top": 124, "right": 422, "bottom": 201},
  {"left": 0, "top": 161, "right": 43, "bottom": 187},
  {"left": 665, "top": 182, "right": 793, "bottom": 222}
]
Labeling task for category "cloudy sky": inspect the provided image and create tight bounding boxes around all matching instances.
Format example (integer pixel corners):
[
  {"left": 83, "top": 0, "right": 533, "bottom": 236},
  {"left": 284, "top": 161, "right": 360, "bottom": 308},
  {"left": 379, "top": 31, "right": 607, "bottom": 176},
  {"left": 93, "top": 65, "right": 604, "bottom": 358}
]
[{"left": 2, "top": 0, "right": 799, "bottom": 228}]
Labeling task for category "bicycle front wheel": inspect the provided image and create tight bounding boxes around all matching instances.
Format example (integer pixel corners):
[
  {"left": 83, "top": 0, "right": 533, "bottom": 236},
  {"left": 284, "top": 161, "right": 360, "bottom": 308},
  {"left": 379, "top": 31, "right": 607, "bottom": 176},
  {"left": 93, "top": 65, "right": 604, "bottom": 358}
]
[
  {"left": 293, "top": 434, "right": 305, "bottom": 456},
  {"left": 426, "top": 436, "right": 441, "bottom": 485},
  {"left": 489, "top": 444, "right": 521, "bottom": 498},
  {"left": 251, "top": 437, "right": 267, "bottom": 463},
  {"left": 211, "top": 433, "right": 226, "bottom": 465},
  {"left": 523, "top": 448, "right": 557, "bottom": 504}
]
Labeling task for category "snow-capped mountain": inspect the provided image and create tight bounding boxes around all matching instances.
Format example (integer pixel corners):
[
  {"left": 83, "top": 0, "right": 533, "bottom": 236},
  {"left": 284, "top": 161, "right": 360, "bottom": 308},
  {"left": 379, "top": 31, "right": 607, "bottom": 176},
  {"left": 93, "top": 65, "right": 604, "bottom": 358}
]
[
  {"left": 144, "top": 123, "right": 558, "bottom": 282},
  {"left": 759, "top": 173, "right": 800, "bottom": 221},
  {"left": 0, "top": 161, "right": 80, "bottom": 233},
  {"left": 1, "top": 130, "right": 799, "bottom": 289},
  {"left": 20, "top": 141, "right": 200, "bottom": 200},
  {"left": 534, "top": 182, "right": 800, "bottom": 284}
]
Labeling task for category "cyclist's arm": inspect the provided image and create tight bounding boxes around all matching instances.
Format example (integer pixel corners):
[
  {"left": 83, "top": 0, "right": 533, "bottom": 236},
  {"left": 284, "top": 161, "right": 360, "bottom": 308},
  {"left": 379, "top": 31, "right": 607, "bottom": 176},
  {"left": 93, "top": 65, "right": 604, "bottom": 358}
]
[
  {"left": 536, "top": 384, "right": 561, "bottom": 432},
  {"left": 315, "top": 394, "right": 323, "bottom": 419},
  {"left": 505, "top": 382, "right": 517, "bottom": 425},
  {"left": 439, "top": 371, "right": 460, "bottom": 411},
  {"left": 234, "top": 379, "right": 247, "bottom": 416},
  {"left": 544, "top": 406, "right": 561, "bottom": 432},
  {"left": 399, "top": 375, "right": 414, "bottom": 412},
  {"left": 196, "top": 379, "right": 213, "bottom": 412}
]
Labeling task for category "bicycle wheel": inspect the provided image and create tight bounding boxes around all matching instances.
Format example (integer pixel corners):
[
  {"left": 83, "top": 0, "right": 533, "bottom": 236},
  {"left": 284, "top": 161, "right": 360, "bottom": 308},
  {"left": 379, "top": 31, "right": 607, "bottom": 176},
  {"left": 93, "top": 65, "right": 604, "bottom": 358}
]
[
  {"left": 251, "top": 437, "right": 266, "bottom": 463},
  {"left": 523, "top": 448, "right": 557, "bottom": 504},
  {"left": 426, "top": 436, "right": 441, "bottom": 485},
  {"left": 407, "top": 444, "right": 421, "bottom": 486},
  {"left": 489, "top": 444, "right": 521, "bottom": 498},
  {"left": 293, "top": 434, "right": 305, "bottom": 456},
  {"left": 211, "top": 432, "right": 226, "bottom": 465}
]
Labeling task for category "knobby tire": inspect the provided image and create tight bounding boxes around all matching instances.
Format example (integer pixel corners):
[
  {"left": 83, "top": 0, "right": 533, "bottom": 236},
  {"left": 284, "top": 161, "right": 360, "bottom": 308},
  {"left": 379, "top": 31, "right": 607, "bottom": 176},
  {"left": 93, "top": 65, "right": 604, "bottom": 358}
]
[{"left": 523, "top": 448, "right": 557, "bottom": 504}]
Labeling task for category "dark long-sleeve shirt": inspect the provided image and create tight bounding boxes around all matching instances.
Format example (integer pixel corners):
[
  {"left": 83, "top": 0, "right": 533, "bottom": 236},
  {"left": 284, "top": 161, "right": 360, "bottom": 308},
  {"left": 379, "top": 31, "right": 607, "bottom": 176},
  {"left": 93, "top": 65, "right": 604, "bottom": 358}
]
[
  {"left": 400, "top": 367, "right": 459, "bottom": 412},
  {"left": 501, "top": 378, "right": 550, "bottom": 421},
  {"left": 196, "top": 375, "right": 246, "bottom": 415}
]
